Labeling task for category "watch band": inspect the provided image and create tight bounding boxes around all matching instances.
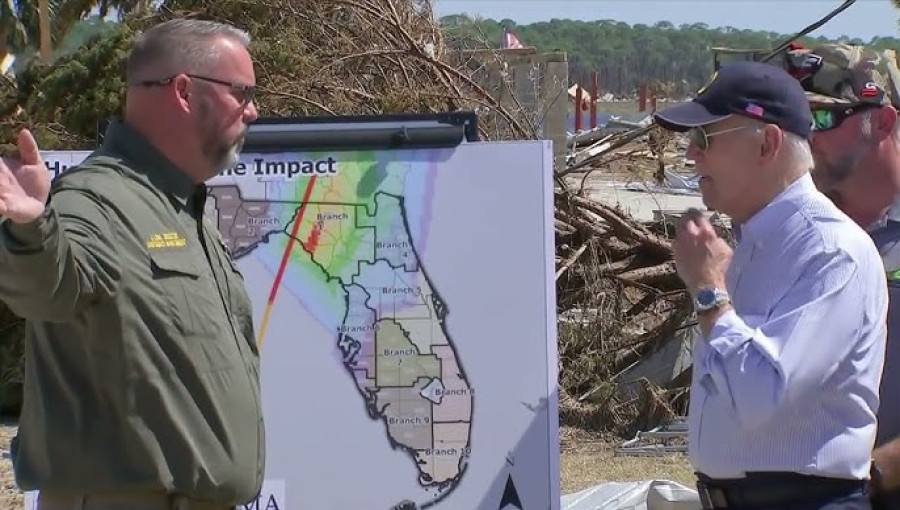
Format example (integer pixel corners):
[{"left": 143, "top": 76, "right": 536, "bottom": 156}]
[{"left": 694, "top": 287, "right": 730, "bottom": 314}]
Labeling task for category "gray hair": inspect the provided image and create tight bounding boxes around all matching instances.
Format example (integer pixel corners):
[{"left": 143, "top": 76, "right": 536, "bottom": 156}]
[
  {"left": 736, "top": 116, "right": 814, "bottom": 172},
  {"left": 783, "top": 132, "right": 815, "bottom": 173},
  {"left": 126, "top": 18, "right": 251, "bottom": 84}
]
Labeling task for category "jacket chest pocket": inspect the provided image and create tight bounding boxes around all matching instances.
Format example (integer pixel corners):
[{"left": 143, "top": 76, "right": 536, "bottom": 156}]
[{"left": 148, "top": 248, "right": 224, "bottom": 338}]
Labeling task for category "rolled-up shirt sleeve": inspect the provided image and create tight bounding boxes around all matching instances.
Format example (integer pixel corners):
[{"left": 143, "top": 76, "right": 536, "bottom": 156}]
[
  {"left": 702, "top": 248, "right": 871, "bottom": 431},
  {"left": 0, "top": 186, "right": 122, "bottom": 322}
]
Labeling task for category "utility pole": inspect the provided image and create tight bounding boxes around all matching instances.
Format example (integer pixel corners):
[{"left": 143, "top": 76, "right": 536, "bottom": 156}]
[{"left": 39, "top": 0, "right": 51, "bottom": 62}]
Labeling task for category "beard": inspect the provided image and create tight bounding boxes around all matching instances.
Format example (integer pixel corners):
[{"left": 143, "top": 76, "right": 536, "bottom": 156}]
[
  {"left": 208, "top": 130, "right": 245, "bottom": 172},
  {"left": 811, "top": 144, "right": 870, "bottom": 194},
  {"left": 196, "top": 97, "right": 247, "bottom": 176}
]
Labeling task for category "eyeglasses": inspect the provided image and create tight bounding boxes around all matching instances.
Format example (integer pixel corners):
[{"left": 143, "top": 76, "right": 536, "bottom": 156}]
[
  {"left": 137, "top": 73, "right": 256, "bottom": 105},
  {"left": 688, "top": 125, "right": 761, "bottom": 151},
  {"left": 810, "top": 104, "right": 876, "bottom": 132}
]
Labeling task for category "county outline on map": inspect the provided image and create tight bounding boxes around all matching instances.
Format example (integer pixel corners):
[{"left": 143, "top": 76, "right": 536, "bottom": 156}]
[{"left": 205, "top": 151, "right": 474, "bottom": 503}]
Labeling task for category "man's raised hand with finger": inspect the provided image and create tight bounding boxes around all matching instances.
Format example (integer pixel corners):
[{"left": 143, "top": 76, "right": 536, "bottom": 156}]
[
  {"left": 0, "top": 18, "right": 266, "bottom": 509},
  {"left": 0, "top": 129, "right": 49, "bottom": 224}
]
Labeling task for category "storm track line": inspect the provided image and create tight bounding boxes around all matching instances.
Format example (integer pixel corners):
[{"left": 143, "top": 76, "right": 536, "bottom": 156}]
[{"left": 256, "top": 176, "right": 319, "bottom": 349}]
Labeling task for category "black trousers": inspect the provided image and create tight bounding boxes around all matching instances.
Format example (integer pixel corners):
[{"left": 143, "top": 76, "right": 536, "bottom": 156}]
[
  {"left": 872, "top": 488, "right": 900, "bottom": 510},
  {"left": 697, "top": 472, "right": 871, "bottom": 510}
]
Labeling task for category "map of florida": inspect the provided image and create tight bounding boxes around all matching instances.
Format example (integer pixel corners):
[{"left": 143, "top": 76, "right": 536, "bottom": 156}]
[{"left": 208, "top": 185, "right": 474, "bottom": 494}]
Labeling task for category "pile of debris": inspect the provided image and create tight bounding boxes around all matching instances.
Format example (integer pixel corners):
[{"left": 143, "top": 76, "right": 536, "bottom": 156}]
[{"left": 553, "top": 121, "right": 734, "bottom": 436}]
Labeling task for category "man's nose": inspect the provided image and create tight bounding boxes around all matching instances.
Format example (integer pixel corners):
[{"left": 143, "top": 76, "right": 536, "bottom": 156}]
[
  {"left": 244, "top": 101, "right": 259, "bottom": 123},
  {"left": 686, "top": 142, "right": 702, "bottom": 162}
]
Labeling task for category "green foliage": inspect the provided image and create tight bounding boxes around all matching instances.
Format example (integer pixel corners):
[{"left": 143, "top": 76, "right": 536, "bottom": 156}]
[
  {"left": 5, "top": 24, "right": 133, "bottom": 149},
  {"left": 54, "top": 15, "right": 120, "bottom": 57},
  {"left": 3, "top": 0, "right": 139, "bottom": 58},
  {"left": 35, "top": 27, "right": 132, "bottom": 142},
  {"left": 441, "top": 16, "right": 900, "bottom": 96}
]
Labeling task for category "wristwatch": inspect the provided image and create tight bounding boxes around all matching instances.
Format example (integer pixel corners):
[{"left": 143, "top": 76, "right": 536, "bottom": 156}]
[{"left": 693, "top": 287, "right": 730, "bottom": 314}]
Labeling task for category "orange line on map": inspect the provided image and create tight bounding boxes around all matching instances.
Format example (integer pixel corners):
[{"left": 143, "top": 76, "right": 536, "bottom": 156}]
[{"left": 256, "top": 176, "right": 319, "bottom": 349}]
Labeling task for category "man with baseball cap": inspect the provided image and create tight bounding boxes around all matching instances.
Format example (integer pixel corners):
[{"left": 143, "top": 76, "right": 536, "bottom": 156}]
[
  {"left": 783, "top": 43, "right": 900, "bottom": 225},
  {"left": 785, "top": 43, "right": 900, "bottom": 508},
  {"left": 654, "top": 60, "right": 888, "bottom": 509}
]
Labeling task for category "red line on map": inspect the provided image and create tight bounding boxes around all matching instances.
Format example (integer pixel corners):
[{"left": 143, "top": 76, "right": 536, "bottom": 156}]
[{"left": 257, "top": 176, "right": 319, "bottom": 348}]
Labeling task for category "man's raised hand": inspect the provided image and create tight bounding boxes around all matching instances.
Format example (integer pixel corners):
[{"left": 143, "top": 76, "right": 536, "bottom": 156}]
[{"left": 0, "top": 129, "right": 50, "bottom": 224}]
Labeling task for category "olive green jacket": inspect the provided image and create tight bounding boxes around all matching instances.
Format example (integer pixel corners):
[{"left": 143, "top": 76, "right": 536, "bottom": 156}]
[{"left": 0, "top": 120, "right": 264, "bottom": 505}]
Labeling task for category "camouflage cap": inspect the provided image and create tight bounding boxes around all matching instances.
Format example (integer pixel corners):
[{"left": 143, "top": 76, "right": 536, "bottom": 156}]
[{"left": 783, "top": 43, "right": 900, "bottom": 107}]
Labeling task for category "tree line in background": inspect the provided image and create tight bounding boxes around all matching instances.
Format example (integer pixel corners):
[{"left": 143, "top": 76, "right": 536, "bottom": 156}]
[
  {"left": 1, "top": 0, "right": 152, "bottom": 65},
  {"left": 440, "top": 15, "right": 900, "bottom": 97},
  {"left": 6, "top": 3, "right": 900, "bottom": 97}
]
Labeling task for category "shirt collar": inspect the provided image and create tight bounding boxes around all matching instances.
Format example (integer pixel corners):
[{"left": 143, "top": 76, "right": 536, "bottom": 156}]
[
  {"left": 738, "top": 172, "right": 817, "bottom": 248},
  {"left": 100, "top": 118, "right": 199, "bottom": 209}
]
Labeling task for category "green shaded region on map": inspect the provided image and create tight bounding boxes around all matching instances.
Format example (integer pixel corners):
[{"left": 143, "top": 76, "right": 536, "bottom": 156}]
[{"left": 207, "top": 179, "right": 473, "bottom": 494}]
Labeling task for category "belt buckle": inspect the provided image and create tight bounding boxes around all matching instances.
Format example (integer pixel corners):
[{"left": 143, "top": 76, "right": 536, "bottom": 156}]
[{"left": 696, "top": 482, "right": 729, "bottom": 509}]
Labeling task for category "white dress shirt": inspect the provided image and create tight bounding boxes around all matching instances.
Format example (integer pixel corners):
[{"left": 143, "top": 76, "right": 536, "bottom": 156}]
[{"left": 689, "top": 172, "right": 888, "bottom": 480}]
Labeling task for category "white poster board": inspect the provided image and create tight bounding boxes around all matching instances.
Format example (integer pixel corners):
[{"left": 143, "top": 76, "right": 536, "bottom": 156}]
[{"left": 22, "top": 118, "right": 558, "bottom": 510}]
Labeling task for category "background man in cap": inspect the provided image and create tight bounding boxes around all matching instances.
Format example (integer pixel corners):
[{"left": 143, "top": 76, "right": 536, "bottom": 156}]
[
  {"left": 654, "top": 60, "right": 888, "bottom": 510},
  {"left": 784, "top": 42, "right": 900, "bottom": 507}
]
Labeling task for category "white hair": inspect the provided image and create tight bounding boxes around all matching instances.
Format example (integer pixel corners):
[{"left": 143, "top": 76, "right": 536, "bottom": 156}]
[
  {"left": 737, "top": 117, "right": 814, "bottom": 172},
  {"left": 783, "top": 132, "right": 815, "bottom": 173},
  {"left": 858, "top": 109, "right": 874, "bottom": 140}
]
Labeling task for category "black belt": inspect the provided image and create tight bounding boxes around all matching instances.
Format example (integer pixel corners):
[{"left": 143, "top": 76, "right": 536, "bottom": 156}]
[{"left": 696, "top": 471, "right": 868, "bottom": 509}]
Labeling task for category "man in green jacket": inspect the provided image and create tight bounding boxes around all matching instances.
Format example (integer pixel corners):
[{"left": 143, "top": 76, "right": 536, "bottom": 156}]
[{"left": 0, "top": 17, "right": 264, "bottom": 510}]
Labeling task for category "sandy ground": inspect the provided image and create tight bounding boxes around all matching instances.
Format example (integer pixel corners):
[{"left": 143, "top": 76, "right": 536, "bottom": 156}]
[
  {"left": 0, "top": 424, "right": 694, "bottom": 508},
  {"left": 0, "top": 422, "right": 21, "bottom": 509}
]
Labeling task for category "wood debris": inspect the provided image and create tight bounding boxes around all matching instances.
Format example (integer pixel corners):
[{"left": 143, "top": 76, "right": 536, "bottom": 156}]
[{"left": 554, "top": 121, "right": 734, "bottom": 435}]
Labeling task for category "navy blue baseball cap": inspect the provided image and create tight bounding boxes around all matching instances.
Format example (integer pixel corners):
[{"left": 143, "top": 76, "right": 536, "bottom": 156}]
[{"left": 654, "top": 60, "right": 814, "bottom": 140}]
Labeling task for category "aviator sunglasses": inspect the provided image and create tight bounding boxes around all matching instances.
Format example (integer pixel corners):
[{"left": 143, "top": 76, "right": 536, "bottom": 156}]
[{"left": 687, "top": 125, "right": 761, "bottom": 151}]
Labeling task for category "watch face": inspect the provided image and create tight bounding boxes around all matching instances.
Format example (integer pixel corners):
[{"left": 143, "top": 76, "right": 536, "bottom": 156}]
[{"left": 697, "top": 289, "right": 716, "bottom": 306}]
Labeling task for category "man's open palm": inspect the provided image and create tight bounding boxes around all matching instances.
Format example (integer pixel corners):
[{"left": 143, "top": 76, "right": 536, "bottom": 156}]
[{"left": 0, "top": 129, "right": 50, "bottom": 224}]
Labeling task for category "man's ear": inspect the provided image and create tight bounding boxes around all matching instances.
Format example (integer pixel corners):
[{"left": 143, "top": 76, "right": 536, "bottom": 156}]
[
  {"left": 759, "top": 123, "right": 783, "bottom": 166},
  {"left": 874, "top": 105, "right": 898, "bottom": 139},
  {"left": 173, "top": 74, "right": 192, "bottom": 113}
]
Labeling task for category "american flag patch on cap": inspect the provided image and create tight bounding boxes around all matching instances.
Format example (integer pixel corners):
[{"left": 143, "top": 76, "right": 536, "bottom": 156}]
[{"left": 745, "top": 103, "right": 765, "bottom": 116}]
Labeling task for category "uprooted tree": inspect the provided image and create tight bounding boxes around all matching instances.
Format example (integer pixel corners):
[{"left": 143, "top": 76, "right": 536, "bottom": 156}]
[{"left": 0, "top": 0, "right": 702, "bottom": 435}]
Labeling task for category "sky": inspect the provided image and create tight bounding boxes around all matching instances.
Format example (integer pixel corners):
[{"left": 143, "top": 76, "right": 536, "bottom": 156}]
[{"left": 433, "top": 0, "right": 900, "bottom": 40}]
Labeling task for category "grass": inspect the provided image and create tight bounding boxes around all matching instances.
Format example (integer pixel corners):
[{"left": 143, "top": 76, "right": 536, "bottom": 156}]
[{"left": 559, "top": 427, "right": 696, "bottom": 495}]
